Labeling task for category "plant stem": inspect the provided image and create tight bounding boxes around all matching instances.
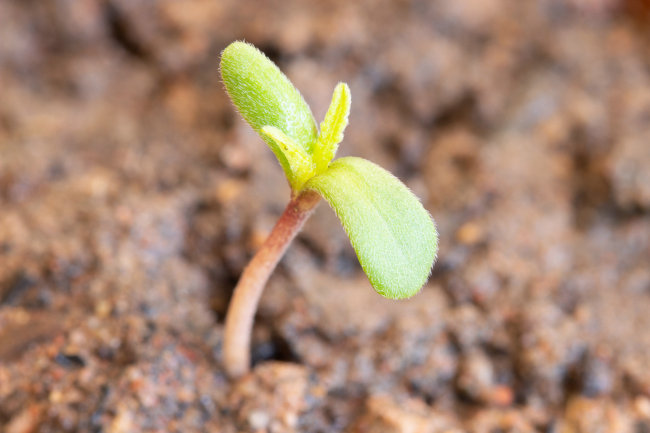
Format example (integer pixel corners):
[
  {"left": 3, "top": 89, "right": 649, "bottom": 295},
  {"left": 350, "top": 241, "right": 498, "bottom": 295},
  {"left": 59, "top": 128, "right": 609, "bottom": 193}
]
[{"left": 223, "top": 189, "right": 321, "bottom": 378}]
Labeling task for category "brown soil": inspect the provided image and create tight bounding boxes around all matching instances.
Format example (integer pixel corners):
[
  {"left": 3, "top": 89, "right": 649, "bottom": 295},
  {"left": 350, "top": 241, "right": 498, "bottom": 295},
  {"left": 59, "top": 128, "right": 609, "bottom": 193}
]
[{"left": 2, "top": 0, "right": 650, "bottom": 432}]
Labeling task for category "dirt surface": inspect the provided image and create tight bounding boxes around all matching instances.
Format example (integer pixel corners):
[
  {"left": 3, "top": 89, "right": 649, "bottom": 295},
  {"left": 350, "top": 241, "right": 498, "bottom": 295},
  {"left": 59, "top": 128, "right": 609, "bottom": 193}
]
[{"left": 2, "top": 0, "right": 650, "bottom": 432}]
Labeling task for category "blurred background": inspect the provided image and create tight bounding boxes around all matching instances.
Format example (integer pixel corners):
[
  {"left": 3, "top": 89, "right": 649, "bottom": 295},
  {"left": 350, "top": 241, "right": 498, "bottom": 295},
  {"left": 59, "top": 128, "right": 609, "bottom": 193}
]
[{"left": 1, "top": 0, "right": 650, "bottom": 432}]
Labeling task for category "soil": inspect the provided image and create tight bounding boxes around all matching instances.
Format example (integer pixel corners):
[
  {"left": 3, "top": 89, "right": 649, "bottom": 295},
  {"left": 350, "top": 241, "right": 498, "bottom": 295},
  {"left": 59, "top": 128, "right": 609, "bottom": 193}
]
[{"left": 1, "top": 0, "right": 650, "bottom": 432}]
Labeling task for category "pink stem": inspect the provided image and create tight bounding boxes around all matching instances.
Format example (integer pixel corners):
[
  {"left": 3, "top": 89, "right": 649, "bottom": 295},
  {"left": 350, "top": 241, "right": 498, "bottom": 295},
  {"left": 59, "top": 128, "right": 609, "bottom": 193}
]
[{"left": 223, "top": 190, "right": 321, "bottom": 378}]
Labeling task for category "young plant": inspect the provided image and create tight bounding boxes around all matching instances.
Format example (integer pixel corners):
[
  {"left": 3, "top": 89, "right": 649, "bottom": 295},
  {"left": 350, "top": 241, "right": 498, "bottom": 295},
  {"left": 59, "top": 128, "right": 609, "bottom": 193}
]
[{"left": 220, "top": 41, "right": 438, "bottom": 378}]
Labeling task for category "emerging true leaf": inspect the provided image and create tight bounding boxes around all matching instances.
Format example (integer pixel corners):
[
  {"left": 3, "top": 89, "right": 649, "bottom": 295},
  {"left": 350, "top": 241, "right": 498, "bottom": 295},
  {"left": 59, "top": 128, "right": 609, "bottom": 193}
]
[
  {"left": 220, "top": 42, "right": 318, "bottom": 182},
  {"left": 260, "top": 126, "right": 315, "bottom": 190},
  {"left": 306, "top": 157, "right": 438, "bottom": 299},
  {"left": 314, "top": 83, "right": 351, "bottom": 172}
]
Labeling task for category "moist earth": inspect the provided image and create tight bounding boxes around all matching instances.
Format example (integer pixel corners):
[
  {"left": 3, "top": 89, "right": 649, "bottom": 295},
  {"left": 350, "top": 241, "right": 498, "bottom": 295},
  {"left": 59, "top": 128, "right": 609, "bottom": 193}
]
[{"left": 1, "top": 0, "right": 650, "bottom": 432}]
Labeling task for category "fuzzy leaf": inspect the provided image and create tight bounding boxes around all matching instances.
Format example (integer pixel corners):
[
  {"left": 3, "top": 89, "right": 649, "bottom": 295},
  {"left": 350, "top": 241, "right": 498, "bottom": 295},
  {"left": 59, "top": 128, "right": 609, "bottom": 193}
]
[
  {"left": 314, "top": 83, "right": 351, "bottom": 171},
  {"left": 260, "top": 126, "right": 315, "bottom": 189},
  {"left": 220, "top": 41, "right": 318, "bottom": 161},
  {"left": 306, "top": 157, "right": 438, "bottom": 299}
]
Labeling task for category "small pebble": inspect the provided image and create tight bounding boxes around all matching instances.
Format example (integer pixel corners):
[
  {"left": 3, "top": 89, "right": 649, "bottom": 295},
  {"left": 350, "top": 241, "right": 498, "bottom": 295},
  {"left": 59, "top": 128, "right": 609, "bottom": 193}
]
[{"left": 248, "top": 410, "right": 270, "bottom": 430}]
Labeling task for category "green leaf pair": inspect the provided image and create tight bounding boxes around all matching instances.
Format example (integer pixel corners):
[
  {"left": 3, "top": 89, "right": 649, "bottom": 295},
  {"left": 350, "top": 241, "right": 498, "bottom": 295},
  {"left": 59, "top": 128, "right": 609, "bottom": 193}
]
[{"left": 220, "top": 41, "right": 437, "bottom": 299}]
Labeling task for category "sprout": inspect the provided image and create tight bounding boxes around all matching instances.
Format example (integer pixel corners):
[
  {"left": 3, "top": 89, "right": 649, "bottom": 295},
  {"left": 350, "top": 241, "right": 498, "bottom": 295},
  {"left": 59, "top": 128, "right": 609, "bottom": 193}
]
[{"left": 220, "top": 41, "right": 438, "bottom": 378}]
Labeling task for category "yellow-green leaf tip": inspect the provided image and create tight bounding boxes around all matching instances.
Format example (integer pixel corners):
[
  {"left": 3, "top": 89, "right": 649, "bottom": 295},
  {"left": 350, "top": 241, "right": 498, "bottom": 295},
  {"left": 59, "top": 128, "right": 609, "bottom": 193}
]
[{"left": 314, "top": 82, "right": 351, "bottom": 171}]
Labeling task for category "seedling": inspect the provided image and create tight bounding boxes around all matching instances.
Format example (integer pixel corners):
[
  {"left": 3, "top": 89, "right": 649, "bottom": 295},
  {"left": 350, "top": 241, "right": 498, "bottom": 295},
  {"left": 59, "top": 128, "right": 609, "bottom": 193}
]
[{"left": 220, "top": 41, "right": 438, "bottom": 378}]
